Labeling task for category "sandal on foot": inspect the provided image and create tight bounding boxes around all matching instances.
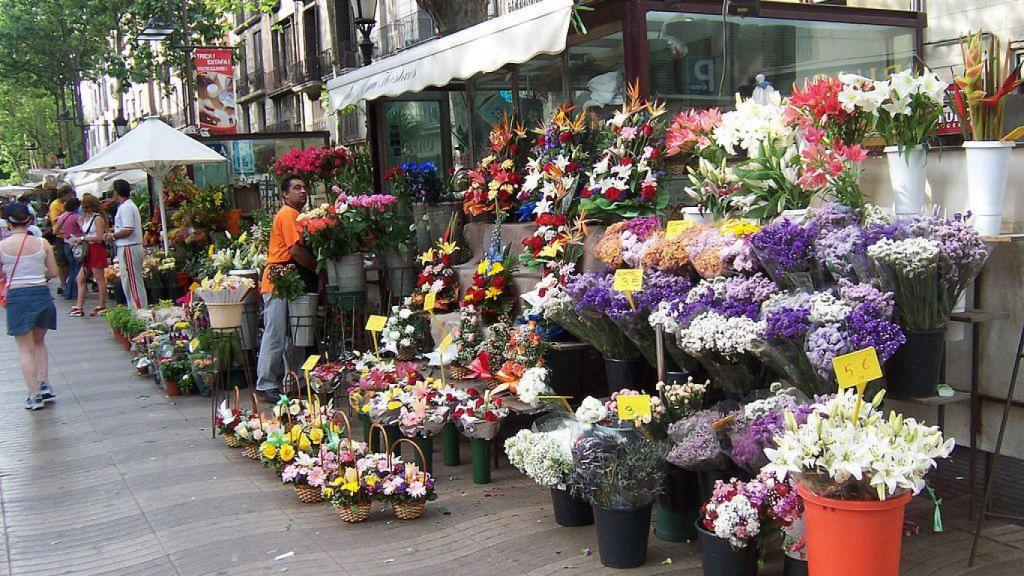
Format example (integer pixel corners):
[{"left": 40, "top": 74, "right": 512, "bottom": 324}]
[
  {"left": 89, "top": 307, "right": 107, "bottom": 317},
  {"left": 67, "top": 307, "right": 84, "bottom": 317}
]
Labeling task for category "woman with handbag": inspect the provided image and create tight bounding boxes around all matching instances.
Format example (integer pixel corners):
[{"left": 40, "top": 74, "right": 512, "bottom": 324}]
[
  {"left": 72, "top": 194, "right": 109, "bottom": 317},
  {"left": 0, "top": 203, "right": 59, "bottom": 410},
  {"left": 55, "top": 197, "right": 83, "bottom": 304}
]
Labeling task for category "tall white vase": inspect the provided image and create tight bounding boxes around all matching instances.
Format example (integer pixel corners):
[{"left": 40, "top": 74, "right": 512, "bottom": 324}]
[
  {"left": 964, "top": 141, "right": 1014, "bottom": 236},
  {"left": 884, "top": 145, "right": 928, "bottom": 216}
]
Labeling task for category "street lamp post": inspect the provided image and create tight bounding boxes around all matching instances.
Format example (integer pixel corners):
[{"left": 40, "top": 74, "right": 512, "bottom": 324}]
[
  {"left": 113, "top": 111, "right": 130, "bottom": 139},
  {"left": 349, "top": 0, "right": 378, "bottom": 66}
]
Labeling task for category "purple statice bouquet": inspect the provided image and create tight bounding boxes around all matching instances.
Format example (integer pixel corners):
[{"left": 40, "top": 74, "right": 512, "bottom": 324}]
[
  {"left": 666, "top": 408, "right": 728, "bottom": 471},
  {"left": 754, "top": 281, "right": 904, "bottom": 394},
  {"left": 556, "top": 273, "right": 638, "bottom": 361},
  {"left": 724, "top": 385, "right": 814, "bottom": 472},
  {"left": 866, "top": 212, "right": 988, "bottom": 331},
  {"left": 750, "top": 218, "right": 826, "bottom": 290}
]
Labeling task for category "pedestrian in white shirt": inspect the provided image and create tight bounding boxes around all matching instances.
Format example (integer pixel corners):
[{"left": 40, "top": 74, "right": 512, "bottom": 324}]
[{"left": 103, "top": 180, "right": 147, "bottom": 310}]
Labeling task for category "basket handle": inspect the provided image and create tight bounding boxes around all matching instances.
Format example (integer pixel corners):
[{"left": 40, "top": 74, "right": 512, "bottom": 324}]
[
  {"left": 333, "top": 410, "right": 358, "bottom": 461},
  {"left": 370, "top": 422, "right": 392, "bottom": 463},
  {"left": 389, "top": 437, "right": 427, "bottom": 471},
  {"left": 251, "top": 390, "right": 259, "bottom": 413},
  {"left": 233, "top": 386, "right": 240, "bottom": 411}
]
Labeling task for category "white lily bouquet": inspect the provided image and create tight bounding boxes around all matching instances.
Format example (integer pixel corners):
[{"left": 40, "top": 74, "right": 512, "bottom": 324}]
[{"left": 764, "top": 389, "right": 954, "bottom": 501}]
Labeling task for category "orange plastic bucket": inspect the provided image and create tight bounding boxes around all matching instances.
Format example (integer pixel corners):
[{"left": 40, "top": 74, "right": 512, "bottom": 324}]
[{"left": 798, "top": 483, "right": 911, "bottom": 576}]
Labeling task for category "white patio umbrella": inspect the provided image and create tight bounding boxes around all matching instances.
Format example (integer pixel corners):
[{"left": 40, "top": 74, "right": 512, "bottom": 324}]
[
  {"left": 0, "top": 184, "right": 36, "bottom": 199},
  {"left": 67, "top": 117, "right": 228, "bottom": 252}
]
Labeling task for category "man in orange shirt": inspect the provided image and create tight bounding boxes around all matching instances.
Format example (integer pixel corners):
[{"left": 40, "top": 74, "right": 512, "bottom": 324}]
[{"left": 255, "top": 175, "right": 317, "bottom": 403}]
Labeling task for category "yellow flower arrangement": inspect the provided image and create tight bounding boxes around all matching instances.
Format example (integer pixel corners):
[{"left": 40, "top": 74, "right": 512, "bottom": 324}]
[
  {"left": 298, "top": 435, "right": 312, "bottom": 453},
  {"left": 720, "top": 218, "right": 761, "bottom": 238},
  {"left": 309, "top": 427, "right": 324, "bottom": 444},
  {"left": 260, "top": 443, "right": 278, "bottom": 460}
]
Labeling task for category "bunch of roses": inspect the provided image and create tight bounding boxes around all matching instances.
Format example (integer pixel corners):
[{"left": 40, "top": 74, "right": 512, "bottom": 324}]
[
  {"left": 453, "top": 388, "right": 510, "bottom": 439},
  {"left": 580, "top": 83, "right": 668, "bottom": 220},
  {"left": 463, "top": 116, "right": 528, "bottom": 217}
]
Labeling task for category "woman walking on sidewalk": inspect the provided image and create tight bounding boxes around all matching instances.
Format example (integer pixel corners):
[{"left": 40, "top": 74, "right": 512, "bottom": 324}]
[
  {"left": 71, "top": 194, "right": 108, "bottom": 317},
  {"left": 0, "top": 203, "right": 59, "bottom": 410},
  {"left": 55, "top": 197, "right": 83, "bottom": 304}
]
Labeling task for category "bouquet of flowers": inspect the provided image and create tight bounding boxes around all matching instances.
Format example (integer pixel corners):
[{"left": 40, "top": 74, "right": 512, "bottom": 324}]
[
  {"left": 463, "top": 115, "right": 528, "bottom": 217},
  {"left": 638, "top": 377, "right": 708, "bottom": 441},
  {"left": 954, "top": 31, "right": 1024, "bottom": 141},
  {"left": 451, "top": 308, "right": 485, "bottom": 372},
  {"left": 574, "top": 396, "right": 610, "bottom": 426},
  {"left": 281, "top": 451, "right": 333, "bottom": 494},
  {"left": 684, "top": 221, "right": 761, "bottom": 278},
  {"left": 453, "top": 388, "right": 509, "bottom": 440},
  {"left": 840, "top": 69, "right": 946, "bottom": 154},
  {"left": 569, "top": 429, "right": 668, "bottom": 509},
  {"left": 194, "top": 274, "right": 254, "bottom": 304},
  {"left": 580, "top": 83, "right": 669, "bottom": 220},
  {"left": 273, "top": 145, "right": 351, "bottom": 186},
  {"left": 684, "top": 157, "right": 744, "bottom": 220},
  {"left": 396, "top": 379, "right": 452, "bottom": 438},
  {"left": 765, "top": 389, "right": 955, "bottom": 501},
  {"left": 267, "top": 264, "right": 305, "bottom": 301},
  {"left": 207, "top": 230, "right": 267, "bottom": 275},
  {"left": 547, "top": 280, "right": 636, "bottom": 361},
  {"left": 701, "top": 477, "right": 764, "bottom": 548},
  {"left": 379, "top": 460, "right": 437, "bottom": 510},
  {"left": 750, "top": 218, "right": 825, "bottom": 290},
  {"left": 714, "top": 91, "right": 794, "bottom": 156},
  {"left": 519, "top": 106, "right": 592, "bottom": 220},
  {"left": 794, "top": 131, "right": 868, "bottom": 210},
  {"left": 386, "top": 161, "right": 443, "bottom": 204},
  {"left": 462, "top": 224, "right": 516, "bottom": 320},
  {"left": 505, "top": 427, "right": 576, "bottom": 488},
  {"left": 381, "top": 297, "right": 428, "bottom": 358},
  {"left": 215, "top": 400, "right": 243, "bottom": 441},
  {"left": 324, "top": 465, "right": 375, "bottom": 512},
  {"left": 786, "top": 75, "right": 874, "bottom": 147},
  {"left": 866, "top": 213, "right": 988, "bottom": 331},
  {"left": 412, "top": 221, "right": 460, "bottom": 312},
  {"left": 664, "top": 107, "right": 724, "bottom": 164},
  {"left": 666, "top": 408, "right": 728, "bottom": 471},
  {"left": 593, "top": 216, "right": 663, "bottom": 270},
  {"left": 520, "top": 212, "right": 579, "bottom": 272},
  {"left": 722, "top": 384, "right": 813, "bottom": 472},
  {"left": 733, "top": 136, "right": 811, "bottom": 221}
]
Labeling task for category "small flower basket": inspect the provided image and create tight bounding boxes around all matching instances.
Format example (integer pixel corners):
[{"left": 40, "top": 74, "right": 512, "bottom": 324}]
[
  {"left": 243, "top": 445, "right": 260, "bottom": 460},
  {"left": 337, "top": 499, "right": 372, "bottom": 523},
  {"left": 448, "top": 365, "right": 471, "bottom": 380},
  {"left": 295, "top": 484, "right": 323, "bottom": 504},
  {"left": 386, "top": 438, "right": 434, "bottom": 521}
]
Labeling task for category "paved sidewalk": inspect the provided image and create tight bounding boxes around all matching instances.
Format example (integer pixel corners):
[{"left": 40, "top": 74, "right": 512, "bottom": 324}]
[{"left": 0, "top": 295, "right": 1022, "bottom": 575}]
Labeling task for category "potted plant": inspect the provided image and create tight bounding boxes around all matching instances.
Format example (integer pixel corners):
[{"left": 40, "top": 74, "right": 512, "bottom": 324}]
[
  {"left": 506, "top": 424, "right": 593, "bottom": 527},
  {"left": 160, "top": 356, "right": 190, "bottom": 396},
  {"left": 568, "top": 431, "right": 668, "bottom": 569},
  {"left": 765, "top": 390, "right": 954, "bottom": 576},
  {"left": 954, "top": 30, "right": 1024, "bottom": 235},
  {"left": 842, "top": 70, "right": 945, "bottom": 215},
  {"left": 453, "top": 388, "right": 509, "bottom": 484},
  {"left": 867, "top": 214, "right": 988, "bottom": 397}
]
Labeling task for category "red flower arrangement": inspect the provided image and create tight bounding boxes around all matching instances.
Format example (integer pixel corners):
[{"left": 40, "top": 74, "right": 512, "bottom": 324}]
[
  {"left": 461, "top": 225, "right": 515, "bottom": 321},
  {"left": 273, "top": 146, "right": 351, "bottom": 185},
  {"left": 463, "top": 116, "right": 528, "bottom": 218},
  {"left": 412, "top": 221, "right": 460, "bottom": 313},
  {"left": 786, "top": 76, "right": 873, "bottom": 146}
]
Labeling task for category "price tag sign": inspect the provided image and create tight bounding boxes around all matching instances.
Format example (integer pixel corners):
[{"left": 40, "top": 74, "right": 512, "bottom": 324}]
[
  {"left": 617, "top": 395, "right": 652, "bottom": 421},
  {"left": 423, "top": 291, "right": 437, "bottom": 312},
  {"left": 301, "top": 355, "right": 321, "bottom": 372},
  {"left": 365, "top": 315, "right": 388, "bottom": 333},
  {"left": 833, "top": 347, "right": 882, "bottom": 391},
  {"left": 438, "top": 332, "right": 454, "bottom": 353},
  {"left": 665, "top": 220, "right": 695, "bottom": 239},
  {"left": 189, "top": 281, "right": 201, "bottom": 292},
  {"left": 613, "top": 269, "right": 644, "bottom": 292}
]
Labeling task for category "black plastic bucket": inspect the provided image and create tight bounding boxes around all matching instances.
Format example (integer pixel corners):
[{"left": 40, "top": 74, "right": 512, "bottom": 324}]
[
  {"left": 605, "top": 357, "right": 643, "bottom": 395},
  {"left": 593, "top": 504, "right": 653, "bottom": 569},
  {"left": 783, "top": 555, "right": 808, "bottom": 576},
  {"left": 655, "top": 464, "right": 701, "bottom": 541},
  {"left": 885, "top": 329, "right": 944, "bottom": 398},
  {"left": 550, "top": 488, "right": 594, "bottom": 527},
  {"left": 697, "top": 522, "right": 759, "bottom": 576}
]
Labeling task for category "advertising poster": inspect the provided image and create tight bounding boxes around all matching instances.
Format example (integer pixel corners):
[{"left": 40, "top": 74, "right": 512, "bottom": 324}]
[
  {"left": 231, "top": 140, "right": 256, "bottom": 176},
  {"left": 195, "top": 48, "right": 238, "bottom": 135}
]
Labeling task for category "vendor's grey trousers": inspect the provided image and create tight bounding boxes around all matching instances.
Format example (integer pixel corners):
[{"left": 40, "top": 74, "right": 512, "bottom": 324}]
[{"left": 255, "top": 294, "right": 293, "bottom": 391}]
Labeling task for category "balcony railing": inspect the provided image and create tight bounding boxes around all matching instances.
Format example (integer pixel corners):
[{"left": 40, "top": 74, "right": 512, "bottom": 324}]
[
  {"left": 265, "top": 67, "right": 291, "bottom": 92},
  {"left": 265, "top": 119, "right": 297, "bottom": 133},
  {"left": 237, "top": 67, "right": 265, "bottom": 98},
  {"left": 377, "top": 11, "right": 437, "bottom": 57},
  {"left": 288, "top": 49, "right": 336, "bottom": 86}
]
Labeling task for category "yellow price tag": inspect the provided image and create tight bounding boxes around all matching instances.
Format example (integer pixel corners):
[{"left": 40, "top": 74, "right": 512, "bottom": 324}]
[
  {"left": 617, "top": 395, "right": 652, "bottom": 421},
  {"left": 438, "top": 332, "right": 454, "bottom": 353},
  {"left": 665, "top": 220, "right": 695, "bottom": 239},
  {"left": 423, "top": 291, "right": 437, "bottom": 312},
  {"left": 188, "top": 338, "right": 200, "bottom": 353},
  {"left": 538, "top": 243, "right": 561, "bottom": 258},
  {"left": 301, "top": 355, "right": 321, "bottom": 372},
  {"left": 365, "top": 315, "right": 388, "bottom": 332},
  {"left": 189, "top": 281, "right": 201, "bottom": 292},
  {"left": 833, "top": 347, "right": 882, "bottom": 391},
  {"left": 613, "top": 269, "right": 644, "bottom": 292}
]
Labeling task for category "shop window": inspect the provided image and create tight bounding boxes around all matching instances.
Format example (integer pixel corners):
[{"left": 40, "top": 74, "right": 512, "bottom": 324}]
[
  {"left": 517, "top": 54, "right": 567, "bottom": 129},
  {"left": 646, "top": 11, "right": 915, "bottom": 113},
  {"left": 469, "top": 67, "right": 516, "bottom": 160},
  {"left": 382, "top": 100, "right": 446, "bottom": 171},
  {"left": 566, "top": 27, "right": 626, "bottom": 122}
]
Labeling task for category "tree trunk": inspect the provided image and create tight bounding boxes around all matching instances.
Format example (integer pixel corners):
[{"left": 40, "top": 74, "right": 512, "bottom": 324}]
[{"left": 414, "top": 0, "right": 490, "bottom": 35}]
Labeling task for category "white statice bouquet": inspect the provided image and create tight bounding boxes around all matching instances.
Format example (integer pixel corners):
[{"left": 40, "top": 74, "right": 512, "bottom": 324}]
[
  {"left": 677, "top": 311, "right": 761, "bottom": 360},
  {"left": 504, "top": 428, "right": 575, "bottom": 489},
  {"left": 765, "top": 389, "right": 955, "bottom": 501},
  {"left": 867, "top": 237, "right": 940, "bottom": 277},
  {"left": 381, "top": 297, "right": 425, "bottom": 356}
]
